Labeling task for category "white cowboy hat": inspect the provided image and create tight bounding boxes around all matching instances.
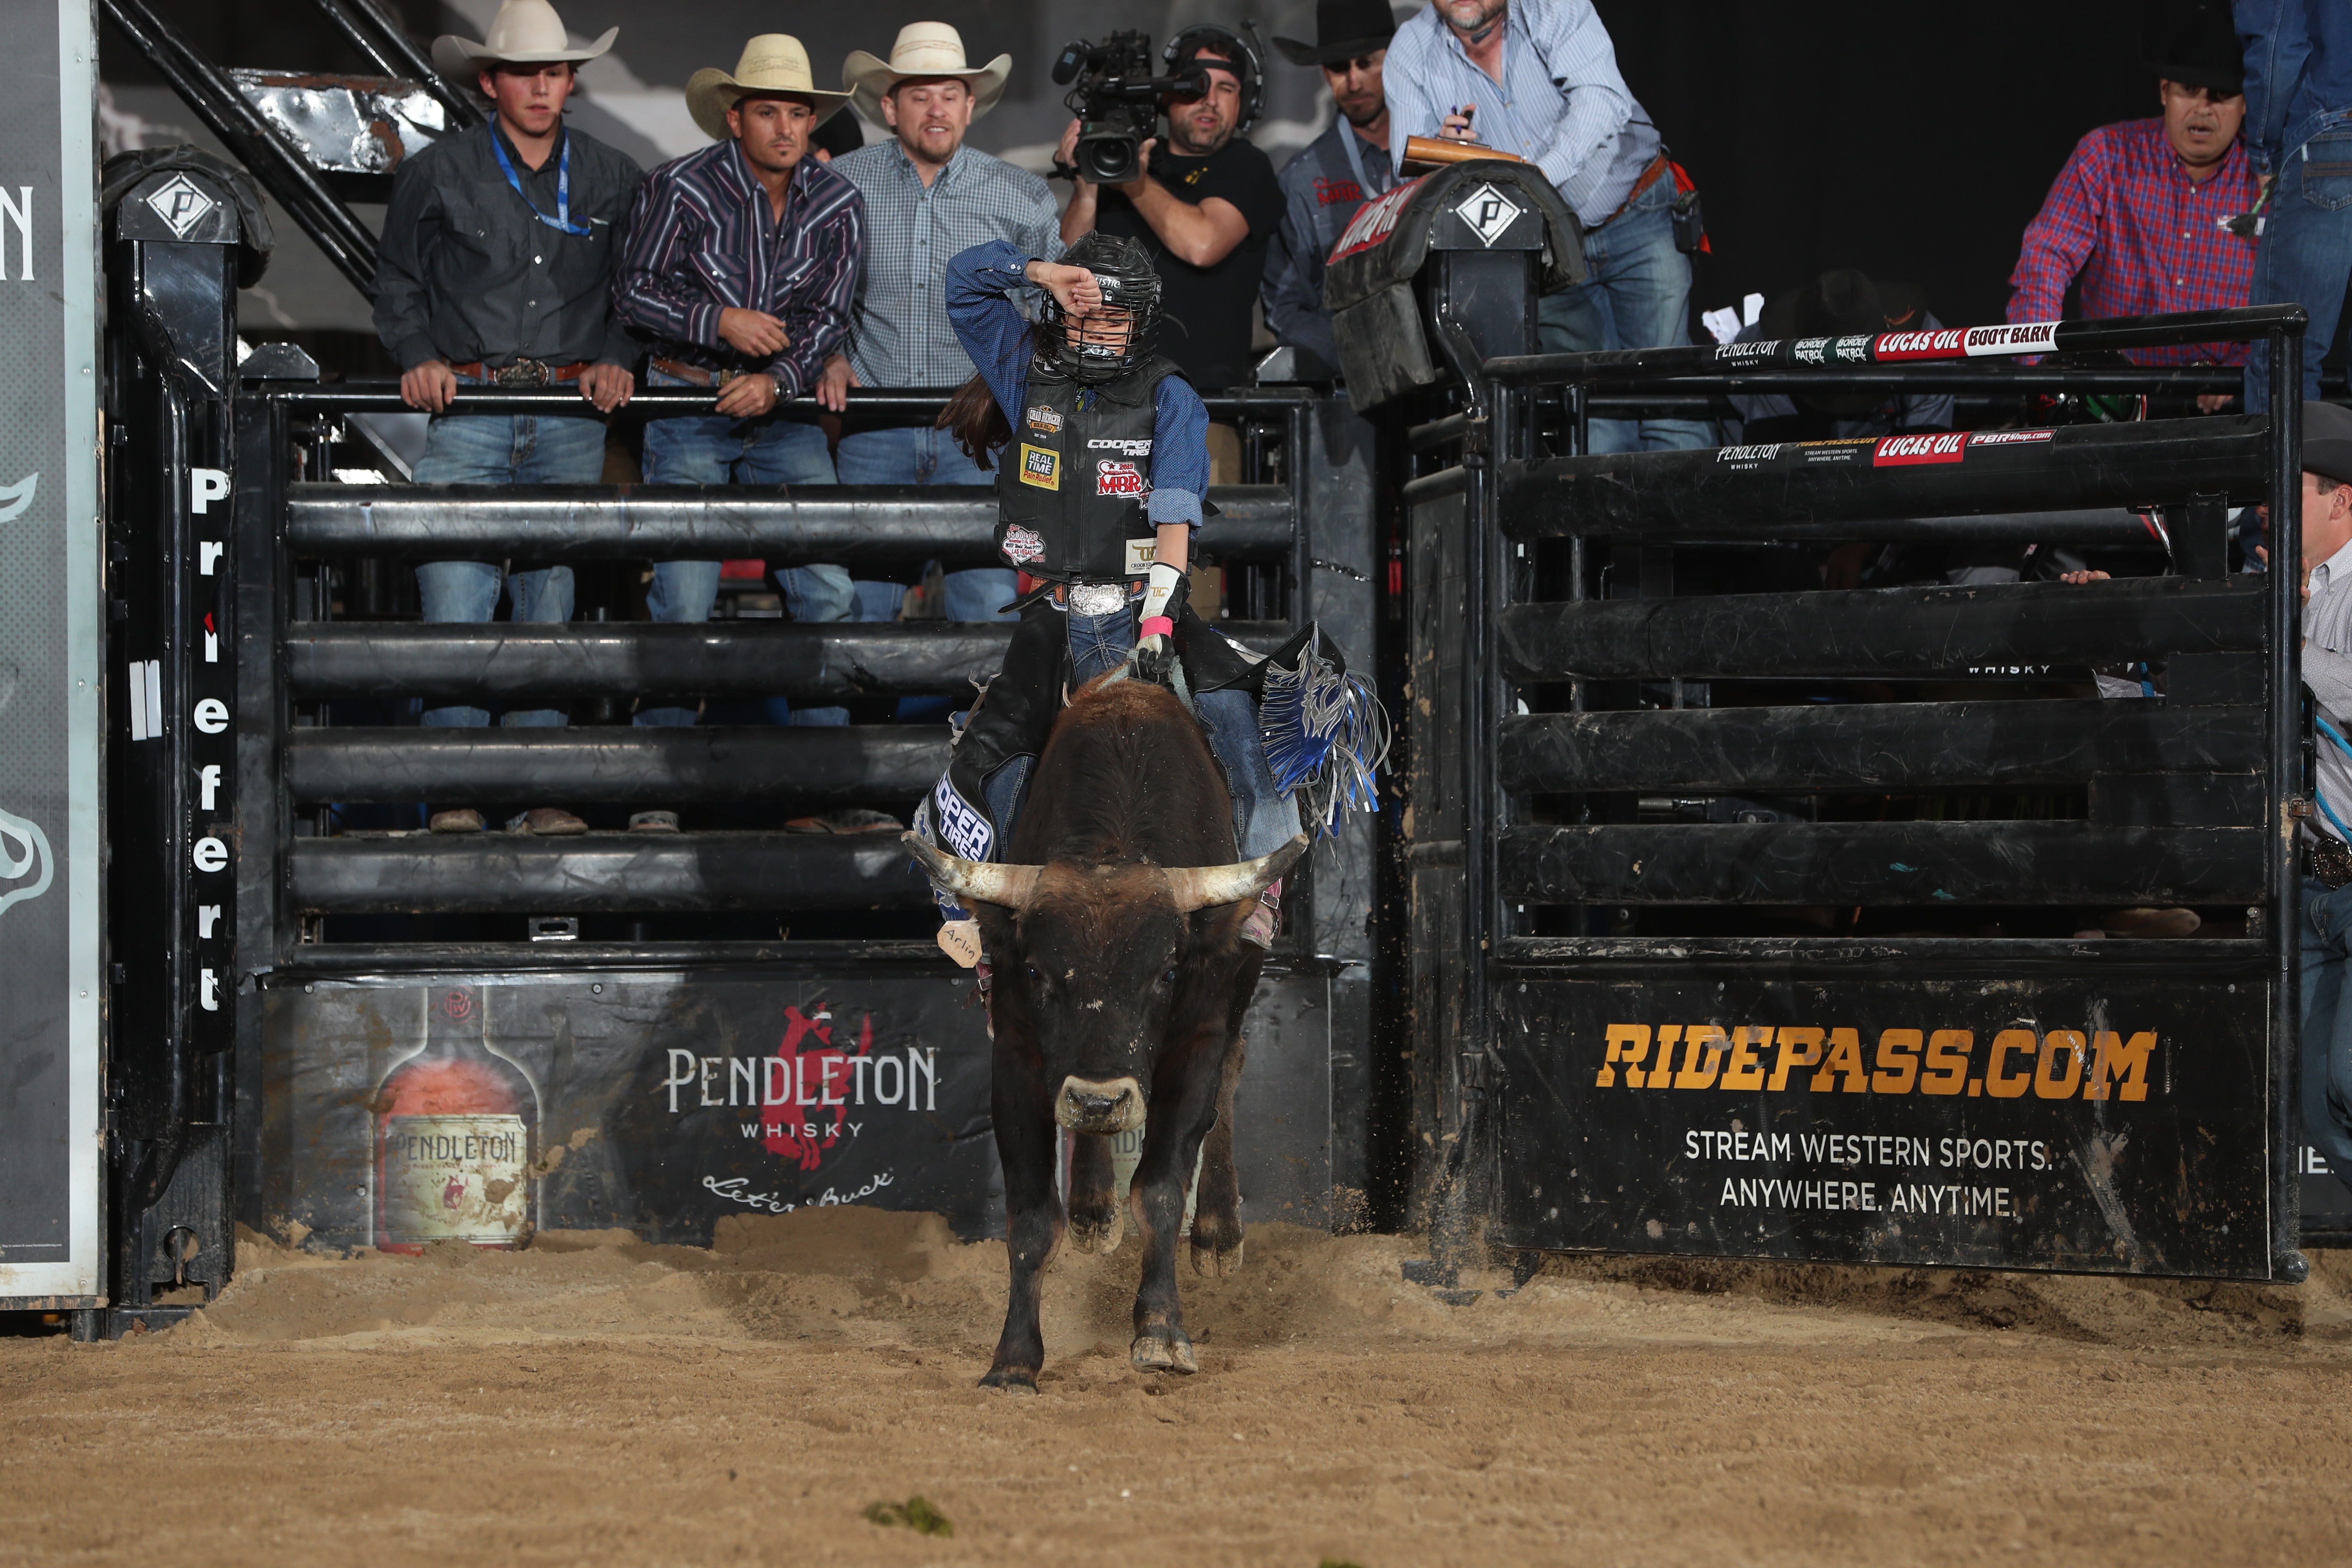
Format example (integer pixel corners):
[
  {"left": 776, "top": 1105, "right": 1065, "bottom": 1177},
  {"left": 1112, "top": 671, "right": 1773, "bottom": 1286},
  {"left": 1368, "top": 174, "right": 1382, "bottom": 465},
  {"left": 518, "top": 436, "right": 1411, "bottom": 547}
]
[
  {"left": 687, "top": 35, "right": 854, "bottom": 142},
  {"left": 430, "top": 0, "right": 616, "bottom": 80},
  {"left": 842, "top": 23, "right": 1012, "bottom": 125}
]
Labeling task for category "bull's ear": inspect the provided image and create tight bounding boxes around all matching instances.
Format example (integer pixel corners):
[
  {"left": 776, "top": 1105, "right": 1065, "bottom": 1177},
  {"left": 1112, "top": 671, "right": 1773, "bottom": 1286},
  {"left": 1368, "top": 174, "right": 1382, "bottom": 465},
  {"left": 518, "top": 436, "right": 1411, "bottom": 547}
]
[
  {"left": 1164, "top": 834, "right": 1309, "bottom": 913},
  {"left": 903, "top": 832, "right": 1042, "bottom": 911}
]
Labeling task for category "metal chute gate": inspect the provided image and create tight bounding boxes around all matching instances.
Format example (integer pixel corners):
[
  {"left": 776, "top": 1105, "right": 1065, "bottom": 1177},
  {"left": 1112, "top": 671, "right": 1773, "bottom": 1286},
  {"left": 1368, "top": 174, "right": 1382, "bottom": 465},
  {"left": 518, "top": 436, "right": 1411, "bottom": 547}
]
[
  {"left": 73, "top": 152, "right": 1380, "bottom": 1335},
  {"left": 1387, "top": 192, "right": 2311, "bottom": 1279}
]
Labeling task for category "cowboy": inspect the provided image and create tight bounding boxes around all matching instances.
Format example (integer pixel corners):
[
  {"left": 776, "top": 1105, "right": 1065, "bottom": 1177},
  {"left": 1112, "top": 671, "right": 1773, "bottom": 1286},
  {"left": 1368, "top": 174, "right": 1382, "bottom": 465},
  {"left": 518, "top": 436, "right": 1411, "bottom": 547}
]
[
  {"left": 612, "top": 36, "right": 864, "bottom": 745},
  {"left": 1057, "top": 26, "right": 1286, "bottom": 397},
  {"left": 1387, "top": 0, "right": 1708, "bottom": 454},
  {"left": 1263, "top": 0, "right": 1400, "bottom": 372},
  {"left": 2009, "top": 0, "right": 2257, "bottom": 375},
  {"left": 821, "top": 22, "right": 1061, "bottom": 626},
  {"left": 372, "top": 0, "right": 640, "bottom": 837}
]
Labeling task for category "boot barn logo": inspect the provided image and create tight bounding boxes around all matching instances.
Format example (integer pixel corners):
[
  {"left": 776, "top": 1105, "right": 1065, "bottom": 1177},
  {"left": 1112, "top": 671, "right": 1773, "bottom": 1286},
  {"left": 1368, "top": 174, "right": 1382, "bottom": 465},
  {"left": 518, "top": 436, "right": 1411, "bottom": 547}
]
[{"left": 660, "top": 1006, "right": 939, "bottom": 1171}]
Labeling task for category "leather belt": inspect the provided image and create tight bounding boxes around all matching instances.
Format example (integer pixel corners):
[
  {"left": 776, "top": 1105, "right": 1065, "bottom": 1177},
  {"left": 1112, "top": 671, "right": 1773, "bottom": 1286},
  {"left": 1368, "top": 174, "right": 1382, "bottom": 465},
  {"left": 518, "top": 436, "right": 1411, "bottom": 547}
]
[
  {"left": 1599, "top": 153, "right": 1671, "bottom": 228},
  {"left": 2308, "top": 833, "right": 2352, "bottom": 888},
  {"left": 652, "top": 356, "right": 762, "bottom": 389},
  {"left": 447, "top": 358, "right": 588, "bottom": 385}
]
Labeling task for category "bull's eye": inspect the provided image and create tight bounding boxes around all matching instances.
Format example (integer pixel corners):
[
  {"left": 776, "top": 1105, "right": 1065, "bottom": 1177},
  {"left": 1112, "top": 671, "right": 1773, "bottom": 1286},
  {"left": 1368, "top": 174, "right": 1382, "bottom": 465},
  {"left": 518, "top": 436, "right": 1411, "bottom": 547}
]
[
  {"left": 1161, "top": 968, "right": 1176, "bottom": 986},
  {"left": 1024, "top": 964, "right": 1043, "bottom": 986}
]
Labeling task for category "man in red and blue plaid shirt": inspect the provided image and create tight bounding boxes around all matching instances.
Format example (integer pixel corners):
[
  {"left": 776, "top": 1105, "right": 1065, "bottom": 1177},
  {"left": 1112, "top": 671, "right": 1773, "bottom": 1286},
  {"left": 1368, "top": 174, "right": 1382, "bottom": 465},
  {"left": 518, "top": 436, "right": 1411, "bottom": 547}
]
[{"left": 2007, "top": 4, "right": 2260, "bottom": 368}]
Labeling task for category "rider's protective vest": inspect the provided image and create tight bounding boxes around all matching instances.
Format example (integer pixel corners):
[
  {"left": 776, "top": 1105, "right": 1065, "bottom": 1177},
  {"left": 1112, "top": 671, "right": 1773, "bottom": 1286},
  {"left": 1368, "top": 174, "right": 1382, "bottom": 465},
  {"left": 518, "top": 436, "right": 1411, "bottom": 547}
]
[{"left": 994, "top": 353, "right": 1182, "bottom": 582}]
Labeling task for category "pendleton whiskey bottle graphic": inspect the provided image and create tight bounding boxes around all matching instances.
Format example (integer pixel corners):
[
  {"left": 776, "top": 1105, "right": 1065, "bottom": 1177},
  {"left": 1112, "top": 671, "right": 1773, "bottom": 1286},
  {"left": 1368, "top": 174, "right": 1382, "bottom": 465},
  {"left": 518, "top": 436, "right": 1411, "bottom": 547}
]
[{"left": 375, "top": 986, "right": 539, "bottom": 1250}]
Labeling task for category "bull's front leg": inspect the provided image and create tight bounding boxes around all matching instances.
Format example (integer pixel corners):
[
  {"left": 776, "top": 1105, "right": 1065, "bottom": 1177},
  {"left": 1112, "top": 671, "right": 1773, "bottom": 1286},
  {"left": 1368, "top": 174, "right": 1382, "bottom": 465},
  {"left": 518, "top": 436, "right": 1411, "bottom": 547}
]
[
  {"left": 983, "top": 1047, "right": 1063, "bottom": 1391},
  {"left": 1127, "top": 1033, "right": 1229, "bottom": 1374}
]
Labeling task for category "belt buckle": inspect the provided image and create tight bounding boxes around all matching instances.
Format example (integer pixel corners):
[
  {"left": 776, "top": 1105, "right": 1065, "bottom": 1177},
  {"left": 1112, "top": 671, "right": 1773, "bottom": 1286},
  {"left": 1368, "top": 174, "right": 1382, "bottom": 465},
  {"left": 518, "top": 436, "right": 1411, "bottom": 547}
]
[
  {"left": 493, "top": 360, "right": 549, "bottom": 386},
  {"left": 1067, "top": 582, "right": 1128, "bottom": 617}
]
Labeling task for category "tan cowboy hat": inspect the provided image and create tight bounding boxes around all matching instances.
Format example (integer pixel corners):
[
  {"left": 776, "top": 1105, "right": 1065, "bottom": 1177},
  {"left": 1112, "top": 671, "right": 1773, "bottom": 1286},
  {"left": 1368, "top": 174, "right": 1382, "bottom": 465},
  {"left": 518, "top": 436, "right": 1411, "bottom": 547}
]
[
  {"left": 687, "top": 35, "right": 853, "bottom": 141},
  {"left": 842, "top": 23, "right": 1012, "bottom": 124},
  {"left": 430, "top": 0, "right": 616, "bottom": 81}
]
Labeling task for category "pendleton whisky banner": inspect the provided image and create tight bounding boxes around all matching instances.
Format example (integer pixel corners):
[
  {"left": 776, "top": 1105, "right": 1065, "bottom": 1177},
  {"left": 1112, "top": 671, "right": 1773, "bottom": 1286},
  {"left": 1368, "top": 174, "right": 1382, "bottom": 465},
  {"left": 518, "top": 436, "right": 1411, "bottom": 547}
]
[
  {"left": 257, "top": 964, "right": 1338, "bottom": 1250},
  {"left": 0, "top": 1, "right": 101, "bottom": 1307},
  {"left": 1494, "top": 974, "right": 2273, "bottom": 1278}
]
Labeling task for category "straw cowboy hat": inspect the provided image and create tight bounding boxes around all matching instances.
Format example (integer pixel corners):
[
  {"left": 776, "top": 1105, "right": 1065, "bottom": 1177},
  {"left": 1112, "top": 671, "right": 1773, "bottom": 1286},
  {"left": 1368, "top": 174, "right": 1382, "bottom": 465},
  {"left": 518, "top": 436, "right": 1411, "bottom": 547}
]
[
  {"left": 687, "top": 36, "right": 853, "bottom": 142},
  {"left": 842, "top": 23, "right": 1013, "bottom": 124},
  {"left": 429, "top": 0, "right": 616, "bottom": 80}
]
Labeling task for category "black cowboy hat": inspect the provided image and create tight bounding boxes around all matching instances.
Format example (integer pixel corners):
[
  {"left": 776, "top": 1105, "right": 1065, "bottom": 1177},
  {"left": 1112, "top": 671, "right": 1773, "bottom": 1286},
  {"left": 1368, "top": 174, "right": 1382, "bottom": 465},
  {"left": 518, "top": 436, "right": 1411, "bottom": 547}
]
[
  {"left": 2144, "top": 0, "right": 2245, "bottom": 95},
  {"left": 1272, "top": 0, "right": 1396, "bottom": 67},
  {"left": 2308, "top": 402, "right": 2352, "bottom": 487},
  {"left": 1757, "top": 268, "right": 1926, "bottom": 343}
]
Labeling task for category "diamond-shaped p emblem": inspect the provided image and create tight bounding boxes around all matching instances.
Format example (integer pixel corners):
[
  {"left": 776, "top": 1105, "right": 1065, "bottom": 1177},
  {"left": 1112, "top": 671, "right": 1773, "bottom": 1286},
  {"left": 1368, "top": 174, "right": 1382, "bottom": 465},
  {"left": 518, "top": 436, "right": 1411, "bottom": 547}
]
[
  {"left": 1454, "top": 184, "right": 1524, "bottom": 248},
  {"left": 145, "top": 174, "right": 216, "bottom": 240}
]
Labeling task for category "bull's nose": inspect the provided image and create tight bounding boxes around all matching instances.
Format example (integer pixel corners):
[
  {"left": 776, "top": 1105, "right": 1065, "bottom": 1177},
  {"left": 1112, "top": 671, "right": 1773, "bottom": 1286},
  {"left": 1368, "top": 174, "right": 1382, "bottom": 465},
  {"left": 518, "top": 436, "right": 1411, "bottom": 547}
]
[{"left": 1056, "top": 1075, "right": 1145, "bottom": 1133}]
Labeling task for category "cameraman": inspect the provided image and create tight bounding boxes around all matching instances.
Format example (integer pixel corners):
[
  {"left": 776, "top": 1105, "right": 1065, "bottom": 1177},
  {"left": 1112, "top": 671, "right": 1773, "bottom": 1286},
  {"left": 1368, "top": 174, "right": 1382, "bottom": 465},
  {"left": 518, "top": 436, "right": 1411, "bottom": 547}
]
[{"left": 1057, "top": 28, "right": 1284, "bottom": 395}]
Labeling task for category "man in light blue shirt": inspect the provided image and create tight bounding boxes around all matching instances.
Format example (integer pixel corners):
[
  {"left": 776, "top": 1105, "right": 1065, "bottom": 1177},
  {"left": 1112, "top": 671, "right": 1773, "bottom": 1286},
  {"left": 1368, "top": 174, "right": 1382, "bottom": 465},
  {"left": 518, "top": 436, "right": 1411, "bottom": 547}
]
[{"left": 1386, "top": 0, "right": 1706, "bottom": 451}]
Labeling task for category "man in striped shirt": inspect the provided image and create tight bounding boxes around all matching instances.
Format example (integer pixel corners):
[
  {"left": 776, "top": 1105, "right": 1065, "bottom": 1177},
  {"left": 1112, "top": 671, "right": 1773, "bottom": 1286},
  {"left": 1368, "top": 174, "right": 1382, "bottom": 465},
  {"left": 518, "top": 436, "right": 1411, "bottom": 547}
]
[
  {"left": 2006, "top": 4, "right": 2259, "bottom": 371},
  {"left": 612, "top": 35, "right": 864, "bottom": 735},
  {"left": 1384, "top": 0, "right": 1705, "bottom": 454}
]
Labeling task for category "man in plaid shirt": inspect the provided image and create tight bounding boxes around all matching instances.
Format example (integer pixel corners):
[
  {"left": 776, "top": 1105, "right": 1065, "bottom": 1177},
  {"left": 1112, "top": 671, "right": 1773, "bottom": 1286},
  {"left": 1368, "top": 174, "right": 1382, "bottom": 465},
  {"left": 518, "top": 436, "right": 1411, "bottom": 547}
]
[
  {"left": 820, "top": 23, "right": 1062, "bottom": 625},
  {"left": 2007, "top": 3, "right": 2259, "bottom": 369}
]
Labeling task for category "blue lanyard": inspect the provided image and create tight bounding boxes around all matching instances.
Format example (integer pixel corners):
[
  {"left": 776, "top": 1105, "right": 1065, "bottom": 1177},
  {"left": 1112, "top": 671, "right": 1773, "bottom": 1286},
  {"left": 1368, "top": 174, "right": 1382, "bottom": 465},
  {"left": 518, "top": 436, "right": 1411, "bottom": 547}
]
[
  {"left": 491, "top": 131, "right": 591, "bottom": 237},
  {"left": 2317, "top": 716, "right": 2352, "bottom": 840}
]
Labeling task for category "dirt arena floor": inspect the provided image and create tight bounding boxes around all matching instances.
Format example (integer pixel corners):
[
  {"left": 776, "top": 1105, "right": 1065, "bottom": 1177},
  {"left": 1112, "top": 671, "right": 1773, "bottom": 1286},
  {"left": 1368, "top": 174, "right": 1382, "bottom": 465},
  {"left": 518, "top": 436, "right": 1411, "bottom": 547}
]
[{"left": 5, "top": 1214, "right": 2352, "bottom": 1567}]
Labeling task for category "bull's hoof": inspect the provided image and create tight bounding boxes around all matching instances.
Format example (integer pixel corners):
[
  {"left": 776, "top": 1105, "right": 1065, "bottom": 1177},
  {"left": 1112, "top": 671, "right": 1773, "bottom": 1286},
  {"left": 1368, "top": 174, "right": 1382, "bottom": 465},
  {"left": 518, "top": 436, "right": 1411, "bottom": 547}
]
[
  {"left": 979, "top": 1364, "right": 1040, "bottom": 1393},
  {"left": 1130, "top": 1328, "right": 1198, "bottom": 1375},
  {"left": 1068, "top": 1210, "right": 1123, "bottom": 1255},
  {"left": 1190, "top": 1231, "right": 1244, "bottom": 1278}
]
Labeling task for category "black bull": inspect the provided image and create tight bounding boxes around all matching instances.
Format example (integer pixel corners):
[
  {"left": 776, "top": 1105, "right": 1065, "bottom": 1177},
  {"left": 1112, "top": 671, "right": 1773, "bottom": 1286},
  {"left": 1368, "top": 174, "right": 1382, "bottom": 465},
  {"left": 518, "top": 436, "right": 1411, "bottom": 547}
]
[{"left": 906, "top": 674, "right": 1307, "bottom": 1387}]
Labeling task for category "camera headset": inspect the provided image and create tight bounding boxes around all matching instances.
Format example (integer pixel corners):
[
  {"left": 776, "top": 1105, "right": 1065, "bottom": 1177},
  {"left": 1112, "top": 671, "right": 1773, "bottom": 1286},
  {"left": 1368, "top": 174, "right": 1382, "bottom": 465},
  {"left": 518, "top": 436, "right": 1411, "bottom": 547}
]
[{"left": 1161, "top": 22, "right": 1266, "bottom": 133}]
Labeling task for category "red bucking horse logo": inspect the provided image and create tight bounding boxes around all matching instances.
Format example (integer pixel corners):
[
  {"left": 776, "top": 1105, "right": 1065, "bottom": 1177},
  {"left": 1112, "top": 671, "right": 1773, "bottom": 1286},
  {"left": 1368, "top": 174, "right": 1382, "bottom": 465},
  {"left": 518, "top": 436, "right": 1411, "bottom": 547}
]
[{"left": 757, "top": 1006, "right": 877, "bottom": 1172}]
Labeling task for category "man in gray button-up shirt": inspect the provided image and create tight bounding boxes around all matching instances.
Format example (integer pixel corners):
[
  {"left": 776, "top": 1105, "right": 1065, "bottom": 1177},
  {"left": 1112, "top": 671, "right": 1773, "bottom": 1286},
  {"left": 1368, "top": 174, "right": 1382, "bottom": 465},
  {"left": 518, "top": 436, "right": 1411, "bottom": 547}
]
[
  {"left": 371, "top": 1, "right": 642, "bottom": 833},
  {"left": 822, "top": 23, "right": 1061, "bottom": 623}
]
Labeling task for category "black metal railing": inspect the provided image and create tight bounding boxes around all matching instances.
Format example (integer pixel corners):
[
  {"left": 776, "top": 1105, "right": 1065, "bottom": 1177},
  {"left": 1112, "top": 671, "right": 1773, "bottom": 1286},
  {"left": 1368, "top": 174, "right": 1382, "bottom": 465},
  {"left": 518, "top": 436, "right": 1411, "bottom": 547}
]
[{"left": 234, "top": 380, "right": 1322, "bottom": 958}]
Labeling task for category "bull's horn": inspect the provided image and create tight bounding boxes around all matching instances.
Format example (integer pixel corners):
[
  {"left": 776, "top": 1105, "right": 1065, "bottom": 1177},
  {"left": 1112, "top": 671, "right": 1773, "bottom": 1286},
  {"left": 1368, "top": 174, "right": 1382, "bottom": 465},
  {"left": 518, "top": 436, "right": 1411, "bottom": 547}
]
[
  {"left": 902, "top": 833, "right": 1041, "bottom": 911},
  {"left": 1164, "top": 834, "right": 1311, "bottom": 913}
]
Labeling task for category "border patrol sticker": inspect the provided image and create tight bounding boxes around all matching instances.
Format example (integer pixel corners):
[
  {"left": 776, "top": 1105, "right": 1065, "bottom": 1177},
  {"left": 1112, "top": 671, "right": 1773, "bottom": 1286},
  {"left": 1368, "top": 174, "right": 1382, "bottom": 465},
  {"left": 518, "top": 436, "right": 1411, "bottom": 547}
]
[
  {"left": 1001, "top": 523, "right": 1045, "bottom": 564},
  {"left": 1096, "top": 460, "right": 1147, "bottom": 497},
  {"left": 1026, "top": 405, "right": 1063, "bottom": 433},
  {"left": 1019, "top": 444, "right": 1060, "bottom": 489}
]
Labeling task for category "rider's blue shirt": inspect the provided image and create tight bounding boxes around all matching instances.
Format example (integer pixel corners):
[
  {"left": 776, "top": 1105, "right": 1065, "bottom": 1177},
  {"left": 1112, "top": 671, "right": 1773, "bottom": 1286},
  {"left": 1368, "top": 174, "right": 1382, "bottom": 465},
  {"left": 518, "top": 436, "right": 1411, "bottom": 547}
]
[{"left": 943, "top": 239, "right": 1208, "bottom": 528}]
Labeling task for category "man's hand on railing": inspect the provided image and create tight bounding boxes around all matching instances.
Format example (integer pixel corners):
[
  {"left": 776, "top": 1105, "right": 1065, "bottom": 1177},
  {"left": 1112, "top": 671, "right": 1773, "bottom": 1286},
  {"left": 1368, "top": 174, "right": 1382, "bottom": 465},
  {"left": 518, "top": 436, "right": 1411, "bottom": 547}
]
[
  {"left": 816, "top": 353, "right": 858, "bottom": 414},
  {"left": 400, "top": 359, "right": 459, "bottom": 413},
  {"left": 715, "top": 371, "right": 779, "bottom": 420},
  {"left": 717, "top": 307, "right": 790, "bottom": 358},
  {"left": 579, "top": 362, "right": 634, "bottom": 414}
]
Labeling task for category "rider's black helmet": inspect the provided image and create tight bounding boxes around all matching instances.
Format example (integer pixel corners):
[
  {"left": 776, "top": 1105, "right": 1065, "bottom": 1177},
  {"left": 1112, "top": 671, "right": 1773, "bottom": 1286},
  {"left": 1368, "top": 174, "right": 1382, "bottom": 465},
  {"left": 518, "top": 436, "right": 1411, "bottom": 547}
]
[{"left": 1038, "top": 231, "right": 1163, "bottom": 383}]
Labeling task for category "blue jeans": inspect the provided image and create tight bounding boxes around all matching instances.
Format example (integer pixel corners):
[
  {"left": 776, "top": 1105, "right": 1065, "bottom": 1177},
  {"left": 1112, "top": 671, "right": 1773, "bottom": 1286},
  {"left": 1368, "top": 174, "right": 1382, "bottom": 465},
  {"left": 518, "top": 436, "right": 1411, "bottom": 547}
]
[
  {"left": 1537, "top": 173, "right": 1713, "bottom": 454},
  {"left": 642, "top": 367, "right": 837, "bottom": 724},
  {"left": 2248, "top": 116, "right": 2352, "bottom": 415},
  {"left": 2302, "top": 876, "right": 2352, "bottom": 1196},
  {"left": 835, "top": 425, "right": 1020, "bottom": 623},
  {"left": 412, "top": 382, "right": 606, "bottom": 726}
]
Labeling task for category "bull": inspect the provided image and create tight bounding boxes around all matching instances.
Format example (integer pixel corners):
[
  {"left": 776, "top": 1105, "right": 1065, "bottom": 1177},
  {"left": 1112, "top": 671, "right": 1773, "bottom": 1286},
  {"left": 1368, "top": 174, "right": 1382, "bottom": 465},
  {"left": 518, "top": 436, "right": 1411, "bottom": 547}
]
[{"left": 906, "top": 673, "right": 1307, "bottom": 1389}]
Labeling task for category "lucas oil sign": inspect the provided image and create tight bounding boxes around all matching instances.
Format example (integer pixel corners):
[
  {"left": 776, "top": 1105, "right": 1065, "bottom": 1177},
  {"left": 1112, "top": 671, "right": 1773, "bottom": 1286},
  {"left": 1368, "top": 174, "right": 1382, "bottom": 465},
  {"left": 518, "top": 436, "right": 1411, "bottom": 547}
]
[{"left": 1494, "top": 973, "right": 2274, "bottom": 1278}]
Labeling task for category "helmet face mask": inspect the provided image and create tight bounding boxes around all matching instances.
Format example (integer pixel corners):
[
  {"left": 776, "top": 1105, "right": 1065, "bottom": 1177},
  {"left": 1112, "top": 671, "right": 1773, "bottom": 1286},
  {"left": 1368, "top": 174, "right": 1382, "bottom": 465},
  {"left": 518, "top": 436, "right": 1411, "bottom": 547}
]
[{"left": 1040, "top": 233, "right": 1163, "bottom": 382}]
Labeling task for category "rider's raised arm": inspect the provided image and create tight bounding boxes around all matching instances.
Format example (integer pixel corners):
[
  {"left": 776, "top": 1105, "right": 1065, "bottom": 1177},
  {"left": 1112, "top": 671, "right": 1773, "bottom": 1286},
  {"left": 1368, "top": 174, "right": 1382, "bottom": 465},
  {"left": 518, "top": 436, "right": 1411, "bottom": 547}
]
[
  {"left": 945, "top": 239, "right": 1044, "bottom": 427},
  {"left": 1148, "top": 374, "right": 1210, "bottom": 531}
]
